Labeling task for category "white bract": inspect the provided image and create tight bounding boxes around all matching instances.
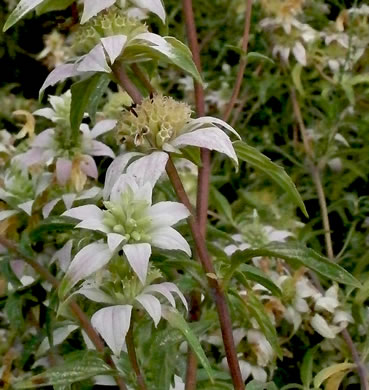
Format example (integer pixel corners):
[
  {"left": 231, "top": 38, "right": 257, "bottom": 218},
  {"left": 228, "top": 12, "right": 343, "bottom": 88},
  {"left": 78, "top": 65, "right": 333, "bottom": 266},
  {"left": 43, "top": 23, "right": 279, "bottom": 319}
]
[
  {"left": 80, "top": 0, "right": 166, "bottom": 24},
  {"left": 61, "top": 152, "right": 191, "bottom": 294}
]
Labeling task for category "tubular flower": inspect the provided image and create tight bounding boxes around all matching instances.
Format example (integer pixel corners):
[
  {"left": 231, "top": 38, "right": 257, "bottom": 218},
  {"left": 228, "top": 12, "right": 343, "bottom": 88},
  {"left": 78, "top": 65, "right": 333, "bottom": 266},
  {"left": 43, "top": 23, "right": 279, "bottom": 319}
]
[
  {"left": 60, "top": 152, "right": 191, "bottom": 296},
  {"left": 117, "top": 94, "right": 240, "bottom": 164}
]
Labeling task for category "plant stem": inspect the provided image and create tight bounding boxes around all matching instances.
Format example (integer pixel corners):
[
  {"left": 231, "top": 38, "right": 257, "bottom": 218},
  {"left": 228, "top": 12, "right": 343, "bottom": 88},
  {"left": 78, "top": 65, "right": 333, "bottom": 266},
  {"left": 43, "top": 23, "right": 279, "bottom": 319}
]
[
  {"left": 290, "top": 89, "right": 369, "bottom": 390},
  {"left": 0, "top": 236, "right": 128, "bottom": 390},
  {"left": 222, "top": 0, "right": 253, "bottom": 122},
  {"left": 115, "top": 65, "right": 244, "bottom": 390},
  {"left": 181, "top": 1, "right": 207, "bottom": 386},
  {"left": 126, "top": 322, "right": 147, "bottom": 390}
]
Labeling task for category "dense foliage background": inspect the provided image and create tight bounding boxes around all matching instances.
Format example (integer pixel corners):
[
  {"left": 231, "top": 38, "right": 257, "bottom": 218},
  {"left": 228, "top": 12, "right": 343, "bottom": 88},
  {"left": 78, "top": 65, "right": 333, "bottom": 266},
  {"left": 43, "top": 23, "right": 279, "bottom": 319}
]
[{"left": 1, "top": 0, "right": 369, "bottom": 389}]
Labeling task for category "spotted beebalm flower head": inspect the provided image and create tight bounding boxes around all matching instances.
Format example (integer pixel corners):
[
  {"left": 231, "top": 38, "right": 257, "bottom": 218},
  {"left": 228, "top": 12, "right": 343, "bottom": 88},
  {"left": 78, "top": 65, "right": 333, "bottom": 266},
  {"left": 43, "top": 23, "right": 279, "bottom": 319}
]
[
  {"left": 117, "top": 94, "right": 240, "bottom": 164},
  {"left": 60, "top": 152, "right": 191, "bottom": 296},
  {"left": 16, "top": 91, "right": 116, "bottom": 191}
]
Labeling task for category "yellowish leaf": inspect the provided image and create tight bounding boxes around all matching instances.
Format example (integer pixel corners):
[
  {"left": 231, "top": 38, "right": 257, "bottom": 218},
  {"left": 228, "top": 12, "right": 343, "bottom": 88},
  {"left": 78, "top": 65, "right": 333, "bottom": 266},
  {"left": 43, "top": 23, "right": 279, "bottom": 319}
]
[
  {"left": 314, "top": 363, "right": 355, "bottom": 388},
  {"left": 325, "top": 369, "right": 350, "bottom": 390}
]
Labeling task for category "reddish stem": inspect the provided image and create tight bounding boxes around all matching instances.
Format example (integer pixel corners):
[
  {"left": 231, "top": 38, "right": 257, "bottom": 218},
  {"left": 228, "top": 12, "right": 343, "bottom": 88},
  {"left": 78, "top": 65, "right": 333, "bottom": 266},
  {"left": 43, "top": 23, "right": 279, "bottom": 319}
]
[{"left": 223, "top": 0, "right": 253, "bottom": 122}]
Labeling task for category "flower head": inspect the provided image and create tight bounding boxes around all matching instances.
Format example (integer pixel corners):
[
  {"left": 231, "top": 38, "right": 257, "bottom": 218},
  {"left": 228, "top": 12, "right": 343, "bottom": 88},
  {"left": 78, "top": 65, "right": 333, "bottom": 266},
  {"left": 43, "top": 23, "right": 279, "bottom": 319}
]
[
  {"left": 117, "top": 94, "right": 240, "bottom": 164},
  {"left": 61, "top": 152, "right": 191, "bottom": 295}
]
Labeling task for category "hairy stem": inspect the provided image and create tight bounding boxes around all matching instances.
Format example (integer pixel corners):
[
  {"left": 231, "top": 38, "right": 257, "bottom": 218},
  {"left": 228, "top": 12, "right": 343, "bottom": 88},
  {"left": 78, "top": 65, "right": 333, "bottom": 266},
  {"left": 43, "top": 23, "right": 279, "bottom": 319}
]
[
  {"left": 126, "top": 322, "right": 147, "bottom": 390},
  {"left": 222, "top": 0, "right": 253, "bottom": 122},
  {"left": 0, "top": 236, "right": 128, "bottom": 390},
  {"left": 290, "top": 90, "right": 369, "bottom": 390}
]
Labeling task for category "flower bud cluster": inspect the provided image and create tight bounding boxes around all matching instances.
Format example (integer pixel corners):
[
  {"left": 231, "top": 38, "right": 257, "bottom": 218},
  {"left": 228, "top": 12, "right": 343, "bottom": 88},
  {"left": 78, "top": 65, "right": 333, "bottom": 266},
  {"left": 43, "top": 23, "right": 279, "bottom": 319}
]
[{"left": 117, "top": 94, "right": 192, "bottom": 150}]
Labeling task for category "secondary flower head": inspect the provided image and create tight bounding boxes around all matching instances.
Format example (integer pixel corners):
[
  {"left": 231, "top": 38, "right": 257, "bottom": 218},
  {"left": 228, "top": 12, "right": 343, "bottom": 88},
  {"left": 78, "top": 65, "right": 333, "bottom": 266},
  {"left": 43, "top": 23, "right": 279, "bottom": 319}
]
[
  {"left": 61, "top": 152, "right": 191, "bottom": 296},
  {"left": 16, "top": 91, "right": 116, "bottom": 191},
  {"left": 117, "top": 94, "right": 240, "bottom": 164}
]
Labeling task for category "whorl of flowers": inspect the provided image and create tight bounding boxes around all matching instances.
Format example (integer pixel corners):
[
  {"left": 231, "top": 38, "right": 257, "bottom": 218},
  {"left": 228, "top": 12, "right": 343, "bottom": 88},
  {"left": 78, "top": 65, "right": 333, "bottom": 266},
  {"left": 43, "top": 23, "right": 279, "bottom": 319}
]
[
  {"left": 74, "top": 7, "right": 148, "bottom": 54},
  {"left": 117, "top": 94, "right": 192, "bottom": 149}
]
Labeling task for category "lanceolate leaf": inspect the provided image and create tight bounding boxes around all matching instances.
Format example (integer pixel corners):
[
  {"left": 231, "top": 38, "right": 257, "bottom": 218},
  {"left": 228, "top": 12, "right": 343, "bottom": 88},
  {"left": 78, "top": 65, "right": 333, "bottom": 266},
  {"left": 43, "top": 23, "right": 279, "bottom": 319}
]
[
  {"left": 3, "top": 0, "right": 45, "bottom": 32},
  {"left": 14, "top": 351, "right": 114, "bottom": 388},
  {"left": 70, "top": 73, "right": 110, "bottom": 134},
  {"left": 234, "top": 141, "right": 308, "bottom": 217},
  {"left": 313, "top": 363, "right": 355, "bottom": 389},
  {"left": 233, "top": 242, "right": 361, "bottom": 288},
  {"left": 163, "top": 307, "right": 213, "bottom": 382},
  {"left": 36, "top": 0, "right": 74, "bottom": 14},
  {"left": 300, "top": 347, "right": 318, "bottom": 388}
]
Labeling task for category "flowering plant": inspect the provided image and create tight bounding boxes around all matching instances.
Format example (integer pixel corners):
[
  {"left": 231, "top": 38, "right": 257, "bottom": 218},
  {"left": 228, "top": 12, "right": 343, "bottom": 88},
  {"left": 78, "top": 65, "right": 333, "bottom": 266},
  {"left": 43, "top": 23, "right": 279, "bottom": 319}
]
[{"left": 0, "top": 1, "right": 368, "bottom": 390}]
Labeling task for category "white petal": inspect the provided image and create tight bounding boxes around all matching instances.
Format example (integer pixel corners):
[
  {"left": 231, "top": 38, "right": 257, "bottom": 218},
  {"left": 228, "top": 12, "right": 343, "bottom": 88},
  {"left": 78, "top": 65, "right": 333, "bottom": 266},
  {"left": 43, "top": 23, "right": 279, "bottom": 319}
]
[
  {"left": 89, "top": 140, "right": 115, "bottom": 158},
  {"left": 64, "top": 243, "right": 112, "bottom": 292},
  {"left": 62, "top": 205, "right": 104, "bottom": 221},
  {"left": 110, "top": 173, "right": 138, "bottom": 203},
  {"left": 40, "top": 64, "right": 80, "bottom": 95},
  {"left": 150, "top": 226, "right": 191, "bottom": 256},
  {"left": 101, "top": 35, "right": 127, "bottom": 64},
  {"left": 74, "top": 281, "right": 114, "bottom": 304},
  {"left": 135, "top": 182, "right": 153, "bottom": 204},
  {"left": 90, "top": 119, "right": 118, "bottom": 139},
  {"left": 81, "top": 0, "right": 116, "bottom": 24},
  {"left": 333, "top": 310, "right": 353, "bottom": 325},
  {"left": 37, "top": 325, "right": 79, "bottom": 356},
  {"left": 103, "top": 152, "right": 141, "bottom": 200},
  {"left": 76, "top": 187, "right": 101, "bottom": 201},
  {"left": 0, "top": 210, "right": 19, "bottom": 221},
  {"left": 80, "top": 155, "right": 98, "bottom": 179},
  {"left": 239, "top": 361, "right": 252, "bottom": 382},
  {"left": 123, "top": 243, "right": 151, "bottom": 284},
  {"left": 32, "top": 128, "right": 55, "bottom": 148},
  {"left": 311, "top": 314, "right": 337, "bottom": 339},
  {"left": 126, "top": 151, "right": 168, "bottom": 188},
  {"left": 62, "top": 194, "right": 77, "bottom": 210},
  {"left": 251, "top": 366, "right": 267, "bottom": 382},
  {"left": 77, "top": 44, "right": 111, "bottom": 73},
  {"left": 56, "top": 158, "right": 72, "bottom": 185},
  {"left": 292, "top": 41, "right": 307, "bottom": 66},
  {"left": 107, "top": 233, "right": 124, "bottom": 252},
  {"left": 76, "top": 219, "right": 110, "bottom": 233},
  {"left": 314, "top": 297, "right": 339, "bottom": 313},
  {"left": 135, "top": 293, "right": 161, "bottom": 326},
  {"left": 148, "top": 201, "right": 190, "bottom": 227},
  {"left": 33, "top": 108, "right": 55, "bottom": 120},
  {"left": 18, "top": 200, "right": 34, "bottom": 216},
  {"left": 184, "top": 117, "right": 241, "bottom": 139},
  {"left": 172, "top": 127, "right": 238, "bottom": 165},
  {"left": 143, "top": 283, "right": 176, "bottom": 307},
  {"left": 91, "top": 305, "right": 132, "bottom": 356},
  {"left": 132, "top": 32, "right": 171, "bottom": 55},
  {"left": 131, "top": 0, "right": 166, "bottom": 22},
  {"left": 160, "top": 282, "right": 188, "bottom": 310},
  {"left": 42, "top": 198, "right": 61, "bottom": 218},
  {"left": 53, "top": 240, "right": 73, "bottom": 272}
]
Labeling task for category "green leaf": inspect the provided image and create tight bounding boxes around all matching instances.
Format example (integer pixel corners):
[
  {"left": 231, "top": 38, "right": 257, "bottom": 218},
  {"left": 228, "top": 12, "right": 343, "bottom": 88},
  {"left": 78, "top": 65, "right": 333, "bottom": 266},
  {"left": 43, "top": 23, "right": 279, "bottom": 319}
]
[
  {"left": 210, "top": 187, "right": 234, "bottom": 223},
  {"left": 70, "top": 73, "right": 110, "bottom": 134},
  {"left": 5, "top": 293, "right": 24, "bottom": 331},
  {"left": 29, "top": 217, "right": 75, "bottom": 243},
  {"left": 14, "top": 351, "right": 114, "bottom": 388},
  {"left": 246, "top": 380, "right": 278, "bottom": 390},
  {"left": 234, "top": 242, "right": 361, "bottom": 288},
  {"left": 225, "top": 46, "right": 275, "bottom": 64},
  {"left": 243, "top": 290, "right": 282, "bottom": 358},
  {"left": 163, "top": 308, "right": 213, "bottom": 382},
  {"left": 36, "top": 0, "right": 74, "bottom": 14},
  {"left": 292, "top": 63, "right": 305, "bottom": 96},
  {"left": 3, "top": 0, "right": 45, "bottom": 31},
  {"left": 234, "top": 141, "right": 308, "bottom": 217},
  {"left": 300, "top": 347, "right": 317, "bottom": 389},
  {"left": 235, "top": 264, "right": 282, "bottom": 297}
]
